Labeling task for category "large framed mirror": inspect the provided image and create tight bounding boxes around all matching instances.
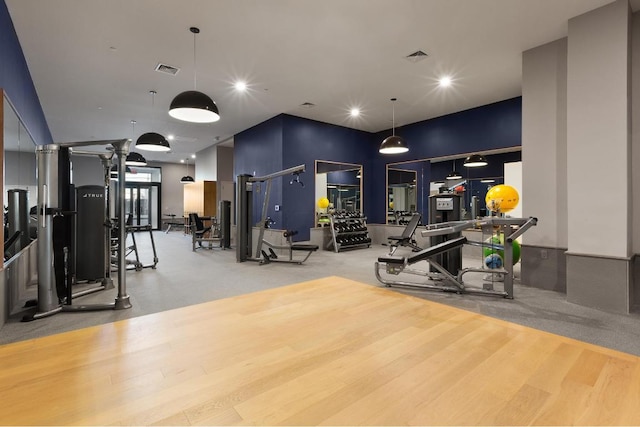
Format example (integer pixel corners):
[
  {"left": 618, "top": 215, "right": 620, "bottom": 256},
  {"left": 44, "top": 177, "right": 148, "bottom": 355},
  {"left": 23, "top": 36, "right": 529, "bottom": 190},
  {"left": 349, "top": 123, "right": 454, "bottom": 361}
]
[
  {"left": 315, "top": 160, "right": 362, "bottom": 226},
  {"left": 3, "top": 91, "right": 38, "bottom": 263},
  {"left": 386, "top": 149, "right": 521, "bottom": 224},
  {"left": 387, "top": 167, "right": 417, "bottom": 225}
]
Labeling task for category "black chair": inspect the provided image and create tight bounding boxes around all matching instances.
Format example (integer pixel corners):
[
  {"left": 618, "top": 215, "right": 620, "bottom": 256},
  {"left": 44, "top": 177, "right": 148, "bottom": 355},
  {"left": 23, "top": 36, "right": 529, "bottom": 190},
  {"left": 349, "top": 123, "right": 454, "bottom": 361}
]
[{"left": 387, "top": 212, "right": 422, "bottom": 255}]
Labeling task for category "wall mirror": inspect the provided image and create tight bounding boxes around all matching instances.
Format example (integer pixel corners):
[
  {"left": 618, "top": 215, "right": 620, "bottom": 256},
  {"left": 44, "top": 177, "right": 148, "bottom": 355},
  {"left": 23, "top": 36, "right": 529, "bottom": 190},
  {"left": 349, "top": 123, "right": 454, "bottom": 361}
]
[
  {"left": 386, "top": 149, "right": 520, "bottom": 224},
  {"left": 3, "top": 91, "right": 38, "bottom": 262},
  {"left": 387, "top": 167, "right": 417, "bottom": 225},
  {"left": 315, "top": 160, "right": 362, "bottom": 225}
]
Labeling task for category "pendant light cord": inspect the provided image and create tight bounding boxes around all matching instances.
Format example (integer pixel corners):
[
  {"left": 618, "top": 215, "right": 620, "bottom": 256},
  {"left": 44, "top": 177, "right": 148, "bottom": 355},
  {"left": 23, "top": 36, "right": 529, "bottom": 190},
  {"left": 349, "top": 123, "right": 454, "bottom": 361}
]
[
  {"left": 193, "top": 32, "right": 197, "bottom": 89},
  {"left": 190, "top": 27, "right": 200, "bottom": 90},
  {"left": 391, "top": 98, "right": 397, "bottom": 136}
]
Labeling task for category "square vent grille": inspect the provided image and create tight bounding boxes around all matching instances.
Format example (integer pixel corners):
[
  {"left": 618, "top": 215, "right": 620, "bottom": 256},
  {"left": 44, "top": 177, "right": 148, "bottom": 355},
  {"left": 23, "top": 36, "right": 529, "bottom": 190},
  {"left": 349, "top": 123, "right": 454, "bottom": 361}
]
[{"left": 155, "top": 63, "right": 180, "bottom": 75}]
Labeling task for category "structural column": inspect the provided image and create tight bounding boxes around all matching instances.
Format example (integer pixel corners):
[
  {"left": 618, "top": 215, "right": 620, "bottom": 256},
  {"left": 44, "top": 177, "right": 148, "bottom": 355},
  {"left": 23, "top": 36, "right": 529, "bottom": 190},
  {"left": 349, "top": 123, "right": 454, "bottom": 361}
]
[
  {"left": 521, "top": 38, "right": 568, "bottom": 293},
  {"left": 565, "top": 0, "right": 631, "bottom": 313}
]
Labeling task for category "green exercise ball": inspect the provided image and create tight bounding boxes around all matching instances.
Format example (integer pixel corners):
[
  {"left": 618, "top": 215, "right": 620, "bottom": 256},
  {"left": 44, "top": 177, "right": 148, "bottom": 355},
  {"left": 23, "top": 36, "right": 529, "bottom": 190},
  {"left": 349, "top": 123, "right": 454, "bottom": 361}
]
[{"left": 483, "top": 234, "right": 521, "bottom": 265}]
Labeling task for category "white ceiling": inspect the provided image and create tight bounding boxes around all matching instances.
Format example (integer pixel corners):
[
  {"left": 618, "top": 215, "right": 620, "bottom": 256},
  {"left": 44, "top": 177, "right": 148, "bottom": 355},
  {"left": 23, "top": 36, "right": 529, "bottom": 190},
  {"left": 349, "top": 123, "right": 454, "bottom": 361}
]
[{"left": 5, "top": 0, "right": 635, "bottom": 163}]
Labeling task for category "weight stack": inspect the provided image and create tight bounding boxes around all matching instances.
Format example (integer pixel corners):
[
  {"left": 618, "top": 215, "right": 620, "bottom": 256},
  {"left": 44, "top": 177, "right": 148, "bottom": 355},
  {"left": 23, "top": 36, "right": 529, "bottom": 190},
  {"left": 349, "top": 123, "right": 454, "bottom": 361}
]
[
  {"left": 428, "top": 193, "right": 462, "bottom": 275},
  {"left": 75, "top": 185, "right": 106, "bottom": 281}
]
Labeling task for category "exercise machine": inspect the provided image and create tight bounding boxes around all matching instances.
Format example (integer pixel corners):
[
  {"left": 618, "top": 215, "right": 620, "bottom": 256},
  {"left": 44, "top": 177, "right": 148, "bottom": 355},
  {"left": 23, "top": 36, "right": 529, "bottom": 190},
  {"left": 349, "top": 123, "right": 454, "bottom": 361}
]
[
  {"left": 23, "top": 139, "right": 132, "bottom": 321},
  {"left": 188, "top": 201, "right": 231, "bottom": 251},
  {"left": 236, "top": 165, "right": 318, "bottom": 264},
  {"left": 375, "top": 216, "right": 537, "bottom": 298},
  {"left": 189, "top": 213, "right": 220, "bottom": 250},
  {"left": 112, "top": 219, "right": 159, "bottom": 270},
  {"left": 258, "top": 220, "right": 317, "bottom": 264},
  {"left": 386, "top": 212, "right": 422, "bottom": 255}
]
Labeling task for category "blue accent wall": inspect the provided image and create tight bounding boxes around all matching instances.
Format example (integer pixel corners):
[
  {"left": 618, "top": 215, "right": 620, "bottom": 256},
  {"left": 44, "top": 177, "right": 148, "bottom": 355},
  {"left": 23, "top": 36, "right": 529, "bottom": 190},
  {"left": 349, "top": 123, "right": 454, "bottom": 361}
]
[
  {"left": 368, "top": 98, "right": 522, "bottom": 223},
  {"left": 282, "top": 115, "right": 372, "bottom": 240},
  {"left": 234, "top": 97, "right": 522, "bottom": 236},
  {"left": 234, "top": 114, "right": 373, "bottom": 240},
  {"left": 0, "top": 0, "right": 52, "bottom": 145},
  {"left": 234, "top": 115, "right": 284, "bottom": 227}
]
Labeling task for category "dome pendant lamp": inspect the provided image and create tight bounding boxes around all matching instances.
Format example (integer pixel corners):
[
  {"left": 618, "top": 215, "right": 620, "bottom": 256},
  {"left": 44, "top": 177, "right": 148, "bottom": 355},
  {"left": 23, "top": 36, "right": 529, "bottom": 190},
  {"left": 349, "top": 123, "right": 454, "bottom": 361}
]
[
  {"left": 463, "top": 153, "right": 488, "bottom": 167},
  {"left": 169, "top": 27, "right": 220, "bottom": 123},
  {"left": 379, "top": 98, "right": 408, "bottom": 154},
  {"left": 137, "top": 91, "right": 171, "bottom": 152},
  {"left": 446, "top": 160, "right": 462, "bottom": 180},
  {"left": 180, "top": 158, "right": 195, "bottom": 184},
  {"left": 126, "top": 120, "right": 147, "bottom": 166}
]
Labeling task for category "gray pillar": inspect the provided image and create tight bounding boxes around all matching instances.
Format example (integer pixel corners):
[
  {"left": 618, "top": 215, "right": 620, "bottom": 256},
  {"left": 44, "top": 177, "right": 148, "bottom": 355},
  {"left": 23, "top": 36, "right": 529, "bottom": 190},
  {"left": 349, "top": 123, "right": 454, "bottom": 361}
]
[{"left": 566, "top": 0, "right": 631, "bottom": 313}]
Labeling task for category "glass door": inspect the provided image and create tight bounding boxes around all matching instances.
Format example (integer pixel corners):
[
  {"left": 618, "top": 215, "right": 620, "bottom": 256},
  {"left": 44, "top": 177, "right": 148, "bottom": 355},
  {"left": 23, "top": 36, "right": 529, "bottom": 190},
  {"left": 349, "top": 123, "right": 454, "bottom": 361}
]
[{"left": 125, "top": 184, "right": 158, "bottom": 228}]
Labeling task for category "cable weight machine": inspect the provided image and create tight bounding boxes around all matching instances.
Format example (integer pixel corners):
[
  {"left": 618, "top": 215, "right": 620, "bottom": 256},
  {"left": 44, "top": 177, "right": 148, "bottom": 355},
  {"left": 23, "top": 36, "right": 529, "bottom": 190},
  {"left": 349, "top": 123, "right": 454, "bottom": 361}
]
[
  {"left": 23, "top": 139, "right": 132, "bottom": 321},
  {"left": 236, "top": 164, "right": 318, "bottom": 264}
]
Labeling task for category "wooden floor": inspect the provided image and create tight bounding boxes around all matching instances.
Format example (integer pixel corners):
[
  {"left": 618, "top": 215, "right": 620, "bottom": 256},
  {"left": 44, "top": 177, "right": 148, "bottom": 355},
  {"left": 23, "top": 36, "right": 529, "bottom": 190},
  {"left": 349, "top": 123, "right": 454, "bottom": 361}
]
[{"left": 1, "top": 277, "right": 639, "bottom": 426}]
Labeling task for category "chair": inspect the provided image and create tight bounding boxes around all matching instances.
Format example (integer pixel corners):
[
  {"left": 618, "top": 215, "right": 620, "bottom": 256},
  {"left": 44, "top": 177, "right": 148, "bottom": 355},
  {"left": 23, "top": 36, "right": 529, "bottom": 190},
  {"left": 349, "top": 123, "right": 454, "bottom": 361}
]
[{"left": 387, "top": 212, "right": 422, "bottom": 255}]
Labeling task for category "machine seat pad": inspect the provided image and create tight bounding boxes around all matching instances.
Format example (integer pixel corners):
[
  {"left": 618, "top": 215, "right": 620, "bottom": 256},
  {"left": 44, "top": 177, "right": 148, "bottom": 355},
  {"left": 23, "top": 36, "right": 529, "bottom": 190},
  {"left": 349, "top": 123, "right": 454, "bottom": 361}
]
[
  {"left": 406, "top": 236, "right": 467, "bottom": 264},
  {"left": 291, "top": 244, "right": 319, "bottom": 252},
  {"left": 378, "top": 256, "right": 406, "bottom": 264}
]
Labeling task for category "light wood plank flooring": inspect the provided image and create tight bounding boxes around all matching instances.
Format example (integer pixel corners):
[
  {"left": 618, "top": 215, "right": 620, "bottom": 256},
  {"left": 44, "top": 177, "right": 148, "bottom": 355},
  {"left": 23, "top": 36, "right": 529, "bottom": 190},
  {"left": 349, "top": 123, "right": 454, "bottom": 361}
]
[{"left": 1, "top": 276, "right": 639, "bottom": 426}]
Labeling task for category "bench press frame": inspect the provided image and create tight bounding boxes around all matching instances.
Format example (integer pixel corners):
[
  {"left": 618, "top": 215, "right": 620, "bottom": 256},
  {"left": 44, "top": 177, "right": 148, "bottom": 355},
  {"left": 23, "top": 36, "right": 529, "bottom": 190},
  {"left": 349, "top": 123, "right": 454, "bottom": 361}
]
[{"left": 376, "top": 216, "right": 537, "bottom": 298}]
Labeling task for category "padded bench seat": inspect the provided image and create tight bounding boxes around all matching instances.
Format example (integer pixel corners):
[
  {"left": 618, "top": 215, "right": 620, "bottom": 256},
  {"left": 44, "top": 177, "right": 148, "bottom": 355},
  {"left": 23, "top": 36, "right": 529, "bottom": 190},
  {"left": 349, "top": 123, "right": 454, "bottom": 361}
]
[
  {"left": 291, "top": 244, "right": 319, "bottom": 251},
  {"left": 378, "top": 255, "right": 405, "bottom": 264},
  {"left": 379, "top": 236, "right": 467, "bottom": 266}
]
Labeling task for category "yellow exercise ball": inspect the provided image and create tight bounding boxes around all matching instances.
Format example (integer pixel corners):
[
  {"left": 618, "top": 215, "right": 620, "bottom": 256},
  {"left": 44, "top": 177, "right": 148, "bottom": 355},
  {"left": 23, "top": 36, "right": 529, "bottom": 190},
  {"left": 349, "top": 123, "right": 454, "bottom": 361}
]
[
  {"left": 318, "top": 197, "right": 330, "bottom": 209},
  {"left": 485, "top": 184, "right": 519, "bottom": 213}
]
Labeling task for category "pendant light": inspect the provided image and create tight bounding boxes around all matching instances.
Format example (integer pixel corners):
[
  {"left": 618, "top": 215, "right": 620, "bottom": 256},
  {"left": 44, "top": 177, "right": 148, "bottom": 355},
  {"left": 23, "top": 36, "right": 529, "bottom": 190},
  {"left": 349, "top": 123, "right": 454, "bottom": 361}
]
[
  {"left": 137, "top": 91, "right": 171, "bottom": 152},
  {"left": 110, "top": 165, "right": 133, "bottom": 181},
  {"left": 169, "top": 27, "right": 220, "bottom": 123},
  {"left": 126, "top": 120, "right": 147, "bottom": 166},
  {"left": 463, "top": 153, "right": 488, "bottom": 167},
  {"left": 126, "top": 152, "right": 147, "bottom": 166},
  {"left": 446, "top": 160, "right": 462, "bottom": 180},
  {"left": 379, "top": 98, "right": 408, "bottom": 154},
  {"left": 180, "top": 158, "right": 195, "bottom": 183}
]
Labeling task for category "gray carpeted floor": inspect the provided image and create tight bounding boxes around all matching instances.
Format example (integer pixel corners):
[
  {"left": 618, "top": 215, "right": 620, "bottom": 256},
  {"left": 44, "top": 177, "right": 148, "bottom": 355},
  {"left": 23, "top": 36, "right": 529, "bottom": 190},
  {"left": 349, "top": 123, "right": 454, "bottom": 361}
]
[{"left": 2, "top": 230, "right": 640, "bottom": 357}]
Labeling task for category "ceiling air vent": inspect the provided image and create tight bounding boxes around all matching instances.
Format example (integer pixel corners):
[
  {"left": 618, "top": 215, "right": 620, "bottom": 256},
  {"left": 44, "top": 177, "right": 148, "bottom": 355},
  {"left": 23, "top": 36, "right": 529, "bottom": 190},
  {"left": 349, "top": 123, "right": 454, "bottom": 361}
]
[
  {"left": 155, "top": 63, "right": 180, "bottom": 75},
  {"left": 300, "top": 102, "right": 316, "bottom": 108},
  {"left": 405, "top": 50, "right": 429, "bottom": 63}
]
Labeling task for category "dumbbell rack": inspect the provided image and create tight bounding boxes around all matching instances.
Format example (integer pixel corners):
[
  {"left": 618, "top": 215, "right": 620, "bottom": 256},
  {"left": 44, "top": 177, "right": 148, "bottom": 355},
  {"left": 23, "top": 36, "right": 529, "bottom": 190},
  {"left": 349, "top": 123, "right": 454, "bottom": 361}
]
[{"left": 327, "top": 212, "right": 371, "bottom": 253}]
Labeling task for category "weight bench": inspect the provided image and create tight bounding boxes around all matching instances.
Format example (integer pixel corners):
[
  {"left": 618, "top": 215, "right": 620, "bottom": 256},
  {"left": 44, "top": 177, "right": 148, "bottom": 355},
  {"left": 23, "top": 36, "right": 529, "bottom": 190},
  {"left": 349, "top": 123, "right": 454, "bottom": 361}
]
[
  {"left": 260, "top": 230, "right": 319, "bottom": 265},
  {"left": 376, "top": 236, "right": 510, "bottom": 298},
  {"left": 387, "top": 212, "right": 422, "bottom": 255}
]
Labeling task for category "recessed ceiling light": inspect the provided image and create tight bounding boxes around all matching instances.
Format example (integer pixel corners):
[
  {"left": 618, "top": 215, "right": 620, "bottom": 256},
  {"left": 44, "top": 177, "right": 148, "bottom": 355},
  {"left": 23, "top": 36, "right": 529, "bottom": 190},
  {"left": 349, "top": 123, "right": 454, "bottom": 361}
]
[
  {"left": 300, "top": 102, "right": 316, "bottom": 108},
  {"left": 191, "top": 154, "right": 196, "bottom": 159},
  {"left": 439, "top": 76, "right": 452, "bottom": 87},
  {"left": 167, "top": 134, "right": 174, "bottom": 141},
  {"left": 180, "top": 159, "right": 185, "bottom": 163},
  {"left": 350, "top": 108, "right": 360, "bottom": 117},
  {"left": 234, "top": 81, "right": 247, "bottom": 92}
]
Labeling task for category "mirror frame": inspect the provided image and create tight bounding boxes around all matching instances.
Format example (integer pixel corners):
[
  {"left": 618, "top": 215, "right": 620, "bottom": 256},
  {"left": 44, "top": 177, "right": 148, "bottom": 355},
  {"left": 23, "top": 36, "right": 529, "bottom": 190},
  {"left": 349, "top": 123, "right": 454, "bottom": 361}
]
[
  {"left": 386, "top": 167, "right": 418, "bottom": 225},
  {"left": 314, "top": 160, "right": 363, "bottom": 224}
]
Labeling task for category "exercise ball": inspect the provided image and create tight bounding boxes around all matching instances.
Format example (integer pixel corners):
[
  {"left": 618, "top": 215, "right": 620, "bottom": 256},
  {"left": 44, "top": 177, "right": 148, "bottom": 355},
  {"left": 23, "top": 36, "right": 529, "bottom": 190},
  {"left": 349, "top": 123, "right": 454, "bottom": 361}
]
[
  {"left": 485, "top": 184, "right": 519, "bottom": 213},
  {"left": 318, "top": 197, "right": 330, "bottom": 209},
  {"left": 484, "top": 254, "right": 503, "bottom": 269},
  {"left": 483, "top": 234, "right": 521, "bottom": 265}
]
